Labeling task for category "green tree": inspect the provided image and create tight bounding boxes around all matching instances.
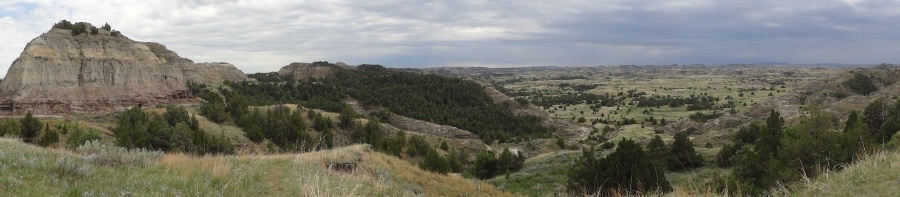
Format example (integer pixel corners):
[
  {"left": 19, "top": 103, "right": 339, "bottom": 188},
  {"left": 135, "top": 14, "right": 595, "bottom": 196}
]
[
  {"left": 646, "top": 135, "right": 668, "bottom": 168},
  {"left": 440, "top": 140, "right": 449, "bottom": 151},
  {"left": 843, "top": 73, "right": 877, "bottom": 95},
  {"left": 568, "top": 139, "right": 672, "bottom": 195},
  {"left": 338, "top": 108, "right": 355, "bottom": 128},
  {"left": 472, "top": 151, "right": 498, "bottom": 179},
  {"left": 66, "top": 126, "right": 102, "bottom": 149},
  {"left": 20, "top": 111, "right": 43, "bottom": 143},
  {"left": 38, "top": 129, "right": 59, "bottom": 147},
  {"left": 322, "top": 127, "right": 334, "bottom": 149},
  {"left": 668, "top": 131, "right": 704, "bottom": 171},
  {"left": 756, "top": 110, "right": 783, "bottom": 160},
  {"left": 497, "top": 148, "right": 516, "bottom": 174},
  {"left": 419, "top": 148, "right": 450, "bottom": 174},
  {"left": 0, "top": 118, "right": 22, "bottom": 137}
]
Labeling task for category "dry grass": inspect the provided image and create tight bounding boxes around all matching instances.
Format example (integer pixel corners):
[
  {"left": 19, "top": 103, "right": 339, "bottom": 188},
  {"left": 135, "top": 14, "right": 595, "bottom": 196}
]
[
  {"left": 0, "top": 137, "right": 514, "bottom": 196},
  {"left": 785, "top": 150, "right": 900, "bottom": 197}
]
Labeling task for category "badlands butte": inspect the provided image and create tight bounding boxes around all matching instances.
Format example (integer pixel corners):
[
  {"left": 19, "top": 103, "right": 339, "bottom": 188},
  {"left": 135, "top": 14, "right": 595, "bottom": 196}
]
[{"left": 0, "top": 23, "right": 247, "bottom": 115}]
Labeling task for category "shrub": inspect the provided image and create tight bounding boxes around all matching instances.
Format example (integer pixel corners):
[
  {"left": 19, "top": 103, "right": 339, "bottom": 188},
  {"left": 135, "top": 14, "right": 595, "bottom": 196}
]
[
  {"left": 600, "top": 141, "right": 614, "bottom": 149},
  {"left": 888, "top": 131, "right": 900, "bottom": 149},
  {"left": 689, "top": 111, "right": 721, "bottom": 122},
  {"left": 67, "top": 126, "right": 103, "bottom": 149},
  {"left": 440, "top": 140, "right": 449, "bottom": 151},
  {"left": 0, "top": 118, "right": 22, "bottom": 137},
  {"left": 843, "top": 73, "right": 877, "bottom": 95},
  {"left": 76, "top": 140, "right": 163, "bottom": 166},
  {"left": 55, "top": 155, "right": 92, "bottom": 178}
]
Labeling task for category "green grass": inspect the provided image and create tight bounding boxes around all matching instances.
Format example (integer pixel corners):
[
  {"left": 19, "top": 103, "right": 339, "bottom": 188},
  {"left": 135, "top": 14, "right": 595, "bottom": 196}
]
[
  {"left": 487, "top": 150, "right": 580, "bottom": 196},
  {"left": 783, "top": 150, "right": 900, "bottom": 197},
  {"left": 0, "top": 137, "right": 516, "bottom": 196}
]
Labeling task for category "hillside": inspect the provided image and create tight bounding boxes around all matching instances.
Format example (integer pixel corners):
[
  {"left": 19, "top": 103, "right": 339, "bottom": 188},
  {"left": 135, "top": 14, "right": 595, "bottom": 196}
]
[
  {"left": 786, "top": 150, "right": 900, "bottom": 196},
  {"left": 0, "top": 137, "right": 515, "bottom": 196}
]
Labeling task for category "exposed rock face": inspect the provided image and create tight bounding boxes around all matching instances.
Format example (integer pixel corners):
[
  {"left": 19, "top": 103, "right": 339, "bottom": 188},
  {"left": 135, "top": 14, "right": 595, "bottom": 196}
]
[
  {"left": 0, "top": 25, "right": 247, "bottom": 115},
  {"left": 389, "top": 115, "right": 480, "bottom": 139},
  {"left": 277, "top": 62, "right": 345, "bottom": 80}
]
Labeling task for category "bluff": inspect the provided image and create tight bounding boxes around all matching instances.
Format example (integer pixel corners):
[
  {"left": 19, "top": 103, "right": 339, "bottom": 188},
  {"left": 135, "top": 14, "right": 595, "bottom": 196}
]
[
  {"left": 277, "top": 62, "right": 348, "bottom": 80},
  {"left": 0, "top": 23, "right": 247, "bottom": 115}
]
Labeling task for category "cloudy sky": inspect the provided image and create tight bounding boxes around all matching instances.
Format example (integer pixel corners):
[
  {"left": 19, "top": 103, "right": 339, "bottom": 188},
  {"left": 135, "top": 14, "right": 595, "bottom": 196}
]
[{"left": 1, "top": 0, "right": 900, "bottom": 75}]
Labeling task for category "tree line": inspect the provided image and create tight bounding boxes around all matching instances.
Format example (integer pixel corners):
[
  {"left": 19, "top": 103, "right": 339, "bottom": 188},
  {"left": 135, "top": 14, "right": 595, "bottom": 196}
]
[{"left": 233, "top": 62, "right": 552, "bottom": 143}]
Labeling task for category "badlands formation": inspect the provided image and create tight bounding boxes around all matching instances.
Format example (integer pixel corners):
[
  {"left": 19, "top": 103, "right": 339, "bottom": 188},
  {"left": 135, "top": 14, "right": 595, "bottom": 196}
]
[{"left": 0, "top": 24, "right": 246, "bottom": 115}]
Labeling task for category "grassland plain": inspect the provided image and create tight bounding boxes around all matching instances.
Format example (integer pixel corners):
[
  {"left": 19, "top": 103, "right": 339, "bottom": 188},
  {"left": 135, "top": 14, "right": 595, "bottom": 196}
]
[
  {"left": 0, "top": 137, "right": 516, "bottom": 196},
  {"left": 497, "top": 66, "right": 837, "bottom": 127}
]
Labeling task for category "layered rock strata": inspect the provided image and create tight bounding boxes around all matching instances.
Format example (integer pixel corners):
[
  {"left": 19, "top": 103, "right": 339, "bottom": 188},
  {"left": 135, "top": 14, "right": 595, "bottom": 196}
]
[{"left": 0, "top": 25, "right": 246, "bottom": 115}]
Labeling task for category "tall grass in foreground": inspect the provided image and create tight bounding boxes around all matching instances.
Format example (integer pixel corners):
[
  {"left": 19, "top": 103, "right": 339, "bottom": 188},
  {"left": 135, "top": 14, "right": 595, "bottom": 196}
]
[
  {"left": 0, "top": 137, "right": 514, "bottom": 196},
  {"left": 782, "top": 150, "right": 900, "bottom": 197}
]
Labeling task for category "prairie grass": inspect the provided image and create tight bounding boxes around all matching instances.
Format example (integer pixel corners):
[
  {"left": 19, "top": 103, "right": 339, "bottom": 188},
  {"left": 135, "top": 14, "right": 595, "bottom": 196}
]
[
  {"left": 0, "top": 137, "right": 515, "bottom": 196},
  {"left": 784, "top": 150, "right": 900, "bottom": 197}
]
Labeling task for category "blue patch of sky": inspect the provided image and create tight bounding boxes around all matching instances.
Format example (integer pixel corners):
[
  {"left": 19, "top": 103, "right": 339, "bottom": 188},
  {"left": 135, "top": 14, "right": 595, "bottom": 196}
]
[{"left": 0, "top": 3, "right": 38, "bottom": 19}]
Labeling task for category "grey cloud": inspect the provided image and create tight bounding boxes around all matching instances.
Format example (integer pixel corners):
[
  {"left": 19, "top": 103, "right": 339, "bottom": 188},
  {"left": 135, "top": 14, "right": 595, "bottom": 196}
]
[{"left": 2, "top": 0, "right": 900, "bottom": 76}]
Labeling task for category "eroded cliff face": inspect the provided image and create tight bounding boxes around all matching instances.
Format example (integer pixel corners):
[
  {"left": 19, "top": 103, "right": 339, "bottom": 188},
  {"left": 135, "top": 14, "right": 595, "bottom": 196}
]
[
  {"left": 0, "top": 26, "right": 247, "bottom": 115},
  {"left": 277, "top": 62, "right": 348, "bottom": 81}
]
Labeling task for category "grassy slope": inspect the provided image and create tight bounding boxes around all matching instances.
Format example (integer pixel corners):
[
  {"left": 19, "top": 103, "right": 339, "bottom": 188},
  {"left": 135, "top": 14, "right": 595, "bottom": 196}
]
[
  {"left": 785, "top": 150, "right": 900, "bottom": 197},
  {"left": 487, "top": 150, "right": 580, "bottom": 196},
  {"left": 0, "top": 138, "right": 515, "bottom": 197}
]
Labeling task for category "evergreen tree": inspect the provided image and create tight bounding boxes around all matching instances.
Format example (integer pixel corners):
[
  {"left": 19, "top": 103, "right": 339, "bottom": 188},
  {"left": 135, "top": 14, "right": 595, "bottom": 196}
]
[
  {"left": 497, "top": 148, "right": 516, "bottom": 174},
  {"left": 646, "top": 135, "right": 668, "bottom": 168},
  {"left": 843, "top": 73, "right": 877, "bottom": 95},
  {"left": 419, "top": 148, "right": 450, "bottom": 174},
  {"left": 756, "top": 110, "right": 783, "bottom": 160},
  {"left": 338, "top": 108, "right": 355, "bottom": 128},
  {"left": 322, "top": 127, "right": 334, "bottom": 149},
  {"left": 20, "top": 111, "right": 42, "bottom": 143},
  {"left": 668, "top": 132, "right": 704, "bottom": 171},
  {"left": 568, "top": 139, "right": 672, "bottom": 195},
  {"left": 38, "top": 129, "right": 58, "bottom": 147},
  {"left": 472, "top": 151, "right": 498, "bottom": 179}
]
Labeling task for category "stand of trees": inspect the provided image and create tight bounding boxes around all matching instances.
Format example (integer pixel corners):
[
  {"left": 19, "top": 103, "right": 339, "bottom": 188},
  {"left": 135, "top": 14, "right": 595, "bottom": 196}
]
[
  {"left": 471, "top": 148, "right": 525, "bottom": 179},
  {"left": 52, "top": 20, "right": 119, "bottom": 37},
  {"left": 843, "top": 73, "right": 877, "bottom": 95},
  {"left": 232, "top": 62, "right": 551, "bottom": 143},
  {"left": 113, "top": 106, "right": 233, "bottom": 155},
  {"left": 568, "top": 139, "right": 672, "bottom": 195},
  {"left": 715, "top": 100, "right": 900, "bottom": 195}
]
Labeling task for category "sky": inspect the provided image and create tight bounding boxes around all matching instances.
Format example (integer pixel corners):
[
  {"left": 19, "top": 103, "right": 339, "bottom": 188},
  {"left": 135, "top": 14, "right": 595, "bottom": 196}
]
[{"left": 1, "top": 0, "right": 900, "bottom": 75}]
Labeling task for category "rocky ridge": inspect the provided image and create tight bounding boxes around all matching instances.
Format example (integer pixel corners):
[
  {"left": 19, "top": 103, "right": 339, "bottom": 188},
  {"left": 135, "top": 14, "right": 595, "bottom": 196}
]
[
  {"left": 0, "top": 23, "right": 247, "bottom": 115},
  {"left": 277, "top": 62, "right": 348, "bottom": 81}
]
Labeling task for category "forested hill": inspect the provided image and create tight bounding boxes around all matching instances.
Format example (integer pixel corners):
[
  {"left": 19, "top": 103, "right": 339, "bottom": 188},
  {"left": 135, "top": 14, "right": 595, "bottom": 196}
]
[{"left": 217, "top": 62, "right": 551, "bottom": 143}]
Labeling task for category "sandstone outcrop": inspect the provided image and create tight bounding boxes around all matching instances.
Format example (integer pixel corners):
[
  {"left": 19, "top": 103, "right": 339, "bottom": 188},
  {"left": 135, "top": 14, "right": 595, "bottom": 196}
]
[
  {"left": 0, "top": 23, "right": 247, "bottom": 115},
  {"left": 277, "top": 62, "right": 347, "bottom": 80}
]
